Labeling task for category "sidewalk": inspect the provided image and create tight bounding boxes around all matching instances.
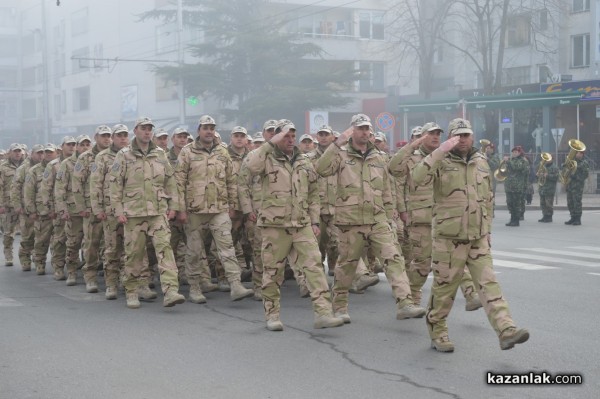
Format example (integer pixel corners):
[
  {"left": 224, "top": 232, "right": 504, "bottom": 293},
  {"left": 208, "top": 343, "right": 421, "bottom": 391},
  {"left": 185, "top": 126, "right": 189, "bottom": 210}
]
[{"left": 494, "top": 187, "right": 600, "bottom": 211}]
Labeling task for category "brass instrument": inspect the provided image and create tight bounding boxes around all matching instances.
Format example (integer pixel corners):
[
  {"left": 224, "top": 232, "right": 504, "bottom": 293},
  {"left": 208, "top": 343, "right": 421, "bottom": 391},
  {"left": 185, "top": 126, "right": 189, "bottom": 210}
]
[
  {"left": 479, "top": 139, "right": 491, "bottom": 154},
  {"left": 494, "top": 160, "right": 508, "bottom": 182},
  {"left": 559, "top": 139, "right": 586, "bottom": 185},
  {"left": 536, "top": 152, "right": 552, "bottom": 187}
]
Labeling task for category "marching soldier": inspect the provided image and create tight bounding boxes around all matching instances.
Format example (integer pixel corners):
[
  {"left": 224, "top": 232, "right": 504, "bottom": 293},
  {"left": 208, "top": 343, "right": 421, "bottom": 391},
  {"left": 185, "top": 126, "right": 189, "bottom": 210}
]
[
  {"left": 536, "top": 156, "right": 559, "bottom": 223},
  {"left": 174, "top": 115, "right": 253, "bottom": 304},
  {"left": 504, "top": 146, "right": 529, "bottom": 226},
  {"left": 109, "top": 116, "right": 186, "bottom": 309},
  {"left": 152, "top": 128, "right": 169, "bottom": 151},
  {"left": 412, "top": 118, "right": 528, "bottom": 352},
  {"left": 316, "top": 114, "right": 425, "bottom": 323},
  {"left": 245, "top": 121, "right": 343, "bottom": 331},
  {"left": 72, "top": 126, "right": 112, "bottom": 292},
  {"left": 11, "top": 144, "right": 44, "bottom": 271},
  {"left": 0, "top": 144, "right": 24, "bottom": 267},
  {"left": 90, "top": 124, "right": 130, "bottom": 299},
  {"left": 563, "top": 150, "right": 590, "bottom": 226}
]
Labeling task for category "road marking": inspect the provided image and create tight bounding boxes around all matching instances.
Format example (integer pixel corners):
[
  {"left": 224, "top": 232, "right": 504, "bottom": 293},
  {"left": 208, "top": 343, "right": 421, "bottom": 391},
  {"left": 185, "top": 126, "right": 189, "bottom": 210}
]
[
  {"left": 569, "top": 246, "right": 600, "bottom": 253},
  {"left": 0, "top": 295, "right": 24, "bottom": 307},
  {"left": 493, "top": 250, "right": 600, "bottom": 268},
  {"left": 587, "top": 273, "right": 600, "bottom": 277},
  {"left": 519, "top": 248, "right": 600, "bottom": 260},
  {"left": 493, "top": 259, "right": 557, "bottom": 271}
]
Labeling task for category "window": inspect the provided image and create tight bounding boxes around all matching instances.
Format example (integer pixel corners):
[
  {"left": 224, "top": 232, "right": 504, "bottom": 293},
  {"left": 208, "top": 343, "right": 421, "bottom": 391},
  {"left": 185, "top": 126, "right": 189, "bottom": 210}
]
[
  {"left": 0, "top": 7, "right": 16, "bottom": 27},
  {"left": 571, "top": 34, "right": 590, "bottom": 67},
  {"left": 156, "top": 23, "right": 177, "bottom": 54},
  {"left": 22, "top": 34, "right": 36, "bottom": 55},
  {"left": 73, "top": 86, "right": 90, "bottom": 112},
  {"left": 155, "top": 76, "right": 178, "bottom": 102},
  {"left": 507, "top": 14, "right": 531, "bottom": 47},
  {"left": 538, "top": 65, "right": 551, "bottom": 83},
  {"left": 538, "top": 10, "right": 548, "bottom": 31},
  {"left": 0, "top": 36, "right": 17, "bottom": 57},
  {"left": 0, "top": 68, "right": 17, "bottom": 88},
  {"left": 54, "top": 94, "right": 61, "bottom": 120},
  {"left": 503, "top": 66, "right": 530, "bottom": 86},
  {"left": 359, "top": 11, "right": 384, "bottom": 40},
  {"left": 71, "top": 8, "right": 88, "bottom": 36},
  {"left": 62, "top": 90, "right": 67, "bottom": 114},
  {"left": 572, "top": 0, "right": 590, "bottom": 13},
  {"left": 22, "top": 67, "right": 36, "bottom": 87},
  {"left": 71, "top": 47, "right": 89, "bottom": 73},
  {"left": 359, "top": 62, "right": 384, "bottom": 92},
  {"left": 22, "top": 99, "right": 37, "bottom": 119}
]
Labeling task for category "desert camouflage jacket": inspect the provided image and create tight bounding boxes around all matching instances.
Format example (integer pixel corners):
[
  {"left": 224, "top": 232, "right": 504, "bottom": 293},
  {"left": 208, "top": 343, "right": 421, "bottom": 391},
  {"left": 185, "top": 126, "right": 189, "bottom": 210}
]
[
  {"left": 10, "top": 158, "right": 38, "bottom": 212},
  {"left": 227, "top": 145, "right": 248, "bottom": 212},
  {"left": 307, "top": 145, "right": 337, "bottom": 216},
  {"left": 54, "top": 153, "right": 80, "bottom": 216},
  {"left": 39, "top": 156, "right": 65, "bottom": 216},
  {"left": 72, "top": 144, "right": 103, "bottom": 214},
  {"left": 90, "top": 146, "right": 119, "bottom": 216},
  {"left": 0, "top": 159, "right": 22, "bottom": 208},
  {"left": 23, "top": 160, "right": 50, "bottom": 216}
]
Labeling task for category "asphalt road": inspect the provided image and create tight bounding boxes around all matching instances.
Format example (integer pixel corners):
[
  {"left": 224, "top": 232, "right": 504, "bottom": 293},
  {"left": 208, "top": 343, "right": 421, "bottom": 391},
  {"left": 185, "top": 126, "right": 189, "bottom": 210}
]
[{"left": 0, "top": 209, "right": 598, "bottom": 399}]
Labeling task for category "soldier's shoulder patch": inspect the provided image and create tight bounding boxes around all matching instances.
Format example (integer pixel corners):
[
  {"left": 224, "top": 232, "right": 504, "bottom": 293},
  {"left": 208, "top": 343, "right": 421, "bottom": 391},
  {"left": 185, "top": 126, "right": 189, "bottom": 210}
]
[
  {"left": 111, "top": 163, "right": 120, "bottom": 172},
  {"left": 43, "top": 170, "right": 50, "bottom": 179},
  {"left": 25, "top": 174, "right": 31, "bottom": 182},
  {"left": 344, "top": 159, "right": 356, "bottom": 165},
  {"left": 56, "top": 171, "right": 63, "bottom": 179},
  {"left": 74, "top": 162, "right": 83, "bottom": 172},
  {"left": 90, "top": 163, "right": 97, "bottom": 173}
]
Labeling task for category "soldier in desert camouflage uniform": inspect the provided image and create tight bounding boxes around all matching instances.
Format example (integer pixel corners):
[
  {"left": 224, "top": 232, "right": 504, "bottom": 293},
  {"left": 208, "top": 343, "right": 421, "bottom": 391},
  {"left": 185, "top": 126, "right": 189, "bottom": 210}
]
[
  {"left": 90, "top": 124, "right": 130, "bottom": 300},
  {"left": 109, "top": 117, "right": 185, "bottom": 309},
  {"left": 174, "top": 115, "right": 253, "bottom": 304},
  {"left": 24, "top": 143, "right": 59, "bottom": 275},
  {"left": 245, "top": 121, "right": 343, "bottom": 331},
  {"left": 0, "top": 144, "right": 24, "bottom": 267},
  {"left": 72, "top": 126, "right": 112, "bottom": 292},
  {"left": 55, "top": 135, "right": 91, "bottom": 285},
  {"left": 412, "top": 118, "right": 529, "bottom": 352},
  {"left": 41, "top": 137, "right": 76, "bottom": 280},
  {"left": 316, "top": 114, "right": 425, "bottom": 323},
  {"left": 11, "top": 145, "right": 44, "bottom": 271},
  {"left": 389, "top": 122, "right": 481, "bottom": 310}
]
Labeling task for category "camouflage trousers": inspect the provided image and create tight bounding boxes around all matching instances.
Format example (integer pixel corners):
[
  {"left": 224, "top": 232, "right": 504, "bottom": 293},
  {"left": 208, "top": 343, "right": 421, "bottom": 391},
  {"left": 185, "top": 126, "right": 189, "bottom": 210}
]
[
  {"left": 82, "top": 216, "right": 104, "bottom": 283},
  {"left": 18, "top": 214, "right": 35, "bottom": 268},
  {"left": 51, "top": 218, "right": 66, "bottom": 273},
  {"left": 397, "top": 219, "right": 413, "bottom": 266},
  {"left": 407, "top": 224, "right": 478, "bottom": 306},
  {"left": 333, "top": 222, "right": 413, "bottom": 313},
  {"left": 102, "top": 216, "right": 124, "bottom": 288},
  {"left": 230, "top": 210, "right": 247, "bottom": 267},
  {"left": 123, "top": 215, "right": 179, "bottom": 294},
  {"left": 169, "top": 219, "right": 187, "bottom": 276},
  {"left": 245, "top": 218, "right": 263, "bottom": 291},
  {"left": 539, "top": 192, "right": 555, "bottom": 217},
  {"left": 2, "top": 210, "right": 19, "bottom": 263},
  {"left": 426, "top": 236, "right": 516, "bottom": 339},
  {"left": 65, "top": 215, "right": 84, "bottom": 274},
  {"left": 506, "top": 191, "right": 525, "bottom": 218},
  {"left": 318, "top": 214, "right": 339, "bottom": 274},
  {"left": 566, "top": 187, "right": 584, "bottom": 217},
  {"left": 261, "top": 225, "right": 333, "bottom": 319},
  {"left": 184, "top": 212, "right": 241, "bottom": 286},
  {"left": 32, "top": 215, "right": 53, "bottom": 268}
]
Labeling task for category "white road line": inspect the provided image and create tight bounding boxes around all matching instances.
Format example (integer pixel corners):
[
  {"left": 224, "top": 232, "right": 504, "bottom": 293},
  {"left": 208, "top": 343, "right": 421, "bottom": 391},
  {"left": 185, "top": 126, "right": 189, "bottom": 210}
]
[
  {"left": 568, "top": 246, "right": 600, "bottom": 253},
  {"left": 493, "top": 250, "right": 600, "bottom": 268},
  {"left": 0, "top": 295, "right": 24, "bottom": 307},
  {"left": 587, "top": 273, "right": 600, "bottom": 277},
  {"left": 519, "top": 248, "right": 600, "bottom": 261},
  {"left": 493, "top": 259, "right": 557, "bottom": 271}
]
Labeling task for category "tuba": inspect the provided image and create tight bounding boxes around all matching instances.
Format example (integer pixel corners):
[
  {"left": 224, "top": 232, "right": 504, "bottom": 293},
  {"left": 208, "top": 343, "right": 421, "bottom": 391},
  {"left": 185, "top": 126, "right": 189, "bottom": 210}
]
[
  {"left": 494, "top": 160, "right": 508, "bottom": 182},
  {"left": 537, "top": 152, "right": 552, "bottom": 187},
  {"left": 559, "top": 139, "right": 586, "bottom": 185},
  {"left": 479, "top": 139, "right": 490, "bottom": 154}
]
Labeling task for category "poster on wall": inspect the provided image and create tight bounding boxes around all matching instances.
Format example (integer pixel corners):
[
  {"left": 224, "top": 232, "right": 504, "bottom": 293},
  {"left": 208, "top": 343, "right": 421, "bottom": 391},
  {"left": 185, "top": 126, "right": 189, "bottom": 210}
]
[
  {"left": 121, "top": 85, "right": 138, "bottom": 121},
  {"left": 308, "top": 111, "right": 329, "bottom": 134}
]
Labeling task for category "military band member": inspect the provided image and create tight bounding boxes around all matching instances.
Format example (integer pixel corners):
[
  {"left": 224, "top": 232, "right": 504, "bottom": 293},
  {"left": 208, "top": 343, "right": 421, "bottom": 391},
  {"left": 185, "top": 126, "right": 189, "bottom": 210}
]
[
  {"left": 504, "top": 146, "right": 529, "bottom": 226},
  {"left": 536, "top": 156, "right": 558, "bottom": 223},
  {"left": 563, "top": 150, "right": 589, "bottom": 226}
]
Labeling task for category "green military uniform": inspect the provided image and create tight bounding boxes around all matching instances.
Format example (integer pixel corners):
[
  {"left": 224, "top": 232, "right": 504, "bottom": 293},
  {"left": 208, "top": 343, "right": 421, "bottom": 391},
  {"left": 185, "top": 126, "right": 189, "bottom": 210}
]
[
  {"left": 11, "top": 157, "right": 39, "bottom": 271},
  {"left": 486, "top": 152, "right": 501, "bottom": 194},
  {"left": 564, "top": 156, "right": 590, "bottom": 225},
  {"left": 316, "top": 138, "right": 423, "bottom": 320},
  {"left": 72, "top": 144, "right": 105, "bottom": 289},
  {"left": 0, "top": 157, "right": 22, "bottom": 265},
  {"left": 109, "top": 138, "right": 182, "bottom": 303},
  {"left": 537, "top": 161, "right": 558, "bottom": 221},
  {"left": 246, "top": 140, "right": 341, "bottom": 329},
  {"left": 504, "top": 154, "right": 529, "bottom": 225},
  {"left": 41, "top": 156, "right": 67, "bottom": 279},
  {"left": 413, "top": 138, "right": 526, "bottom": 351}
]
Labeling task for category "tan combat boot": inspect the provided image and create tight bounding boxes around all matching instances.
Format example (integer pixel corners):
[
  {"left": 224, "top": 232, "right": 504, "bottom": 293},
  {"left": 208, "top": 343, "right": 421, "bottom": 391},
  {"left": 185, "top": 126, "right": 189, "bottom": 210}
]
[
  {"left": 53, "top": 269, "right": 66, "bottom": 281},
  {"left": 431, "top": 336, "right": 454, "bottom": 352},
  {"left": 218, "top": 279, "right": 231, "bottom": 292},
  {"left": 138, "top": 285, "right": 158, "bottom": 301},
  {"left": 314, "top": 313, "right": 344, "bottom": 329},
  {"left": 334, "top": 311, "right": 351, "bottom": 324},
  {"left": 85, "top": 280, "right": 99, "bottom": 293},
  {"left": 126, "top": 292, "right": 140, "bottom": 309},
  {"left": 65, "top": 272, "right": 77, "bottom": 286},
  {"left": 163, "top": 290, "right": 186, "bottom": 307},
  {"left": 188, "top": 285, "right": 207, "bottom": 304},
  {"left": 36, "top": 265, "right": 45, "bottom": 275},
  {"left": 499, "top": 327, "right": 529, "bottom": 350},
  {"left": 230, "top": 281, "right": 253, "bottom": 301},
  {"left": 355, "top": 274, "right": 379, "bottom": 291},
  {"left": 465, "top": 293, "right": 482, "bottom": 311},
  {"left": 253, "top": 289, "right": 263, "bottom": 301},
  {"left": 266, "top": 317, "right": 284, "bottom": 331},
  {"left": 105, "top": 286, "right": 118, "bottom": 300},
  {"left": 200, "top": 280, "right": 219, "bottom": 293},
  {"left": 396, "top": 303, "right": 426, "bottom": 319}
]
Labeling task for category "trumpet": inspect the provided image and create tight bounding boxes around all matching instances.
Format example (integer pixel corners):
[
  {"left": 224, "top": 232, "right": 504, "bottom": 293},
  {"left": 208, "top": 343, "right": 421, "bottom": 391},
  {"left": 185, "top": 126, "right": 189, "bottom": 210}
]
[
  {"left": 537, "top": 152, "right": 552, "bottom": 187},
  {"left": 494, "top": 160, "right": 508, "bottom": 182},
  {"left": 559, "top": 139, "right": 586, "bottom": 185},
  {"left": 479, "top": 139, "right": 491, "bottom": 154}
]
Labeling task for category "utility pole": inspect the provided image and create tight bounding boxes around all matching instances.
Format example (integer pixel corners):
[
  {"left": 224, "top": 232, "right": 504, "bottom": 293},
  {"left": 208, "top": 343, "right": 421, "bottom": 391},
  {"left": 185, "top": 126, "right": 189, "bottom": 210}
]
[
  {"left": 41, "top": 0, "right": 51, "bottom": 143},
  {"left": 177, "top": 0, "right": 186, "bottom": 126}
]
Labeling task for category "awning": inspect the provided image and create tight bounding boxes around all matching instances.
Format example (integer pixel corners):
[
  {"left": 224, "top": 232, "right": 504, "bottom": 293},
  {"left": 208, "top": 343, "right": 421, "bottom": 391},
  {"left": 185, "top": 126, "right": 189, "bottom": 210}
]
[{"left": 399, "top": 99, "right": 460, "bottom": 113}]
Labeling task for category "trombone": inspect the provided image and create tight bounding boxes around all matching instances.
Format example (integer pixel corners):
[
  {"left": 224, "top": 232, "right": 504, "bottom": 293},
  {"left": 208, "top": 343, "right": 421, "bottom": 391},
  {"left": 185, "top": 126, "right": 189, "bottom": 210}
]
[
  {"left": 537, "top": 152, "right": 552, "bottom": 187},
  {"left": 559, "top": 139, "right": 586, "bottom": 185}
]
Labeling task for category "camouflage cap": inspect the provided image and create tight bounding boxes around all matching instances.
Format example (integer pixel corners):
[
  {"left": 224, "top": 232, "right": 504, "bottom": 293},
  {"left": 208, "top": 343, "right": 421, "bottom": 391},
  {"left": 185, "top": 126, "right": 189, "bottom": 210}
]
[
  {"left": 281, "top": 122, "right": 296, "bottom": 133},
  {"left": 154, "top": 128, "right": 169, "bottom": 138},
  {"left": 198, "top": 115, "right": 216, "bottom": 126},
  {"left": 252, "top": 132, "right": 265, "bottom": 142},
  {"left": 421, "top": 122, "right": 443, "bottom": 134},
  {"left": 62, "top": 136, "right": 77, "bottom": 144},
  {"left": 317, "top": 125, "right": 333, "bottom": 134},
  {"left": 299, "top": 134, "right": 313, "bottom": 143},
  {"left": 95, "top": 125, "right": 112, "bottom": 135},
  {"left": 246, "top": 133, "right": 253, "bottom": 142},
  {"left": 171, "top": 127, "right": 189, "bottom": 136},
  {"left": 231, "top": 126, "right": 247, "bottom": 135},
  {"left": 214, "top": 131, "right": 221, "bottom": 139},
  {"left": 411, "top": 126, "right": 423, "bottom": 136},
  {"left": 374, "top": 132, "right": 387, "bottom": 142},
  {"left": 44, "top": 143, "right": 58, "bottom": 152},
  {"left": 21, "top": 144, "right": 28, "bottom": 151},
  {"left": 76, "top": 134, "right": 92, "bottom": 144},
  {"left": 447, "top": 118, "right": 473, "bottom": 136},
  {"left": 262, "top": 119, "right": 278, "bottom": 131},
  {"left": 9, "top": 143, "right": 22, "bottom": 151},
  {"left": 134, "top": 116, "right": 154, "bottom": 128},
  {"left": 511, "top": 145, "right": 523, "bottom": 153},
  {"left": 112, "top": 124, "right": 129, "bottom": 134},
  {"left": 32, "top": 144, "right": 45, "bottom": 153},
  {"left": 333, "top": 131, "right": 340, "bottom": 138},
  {"left": 351, "top": 113, "right": 372, "bottom": 127}
]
